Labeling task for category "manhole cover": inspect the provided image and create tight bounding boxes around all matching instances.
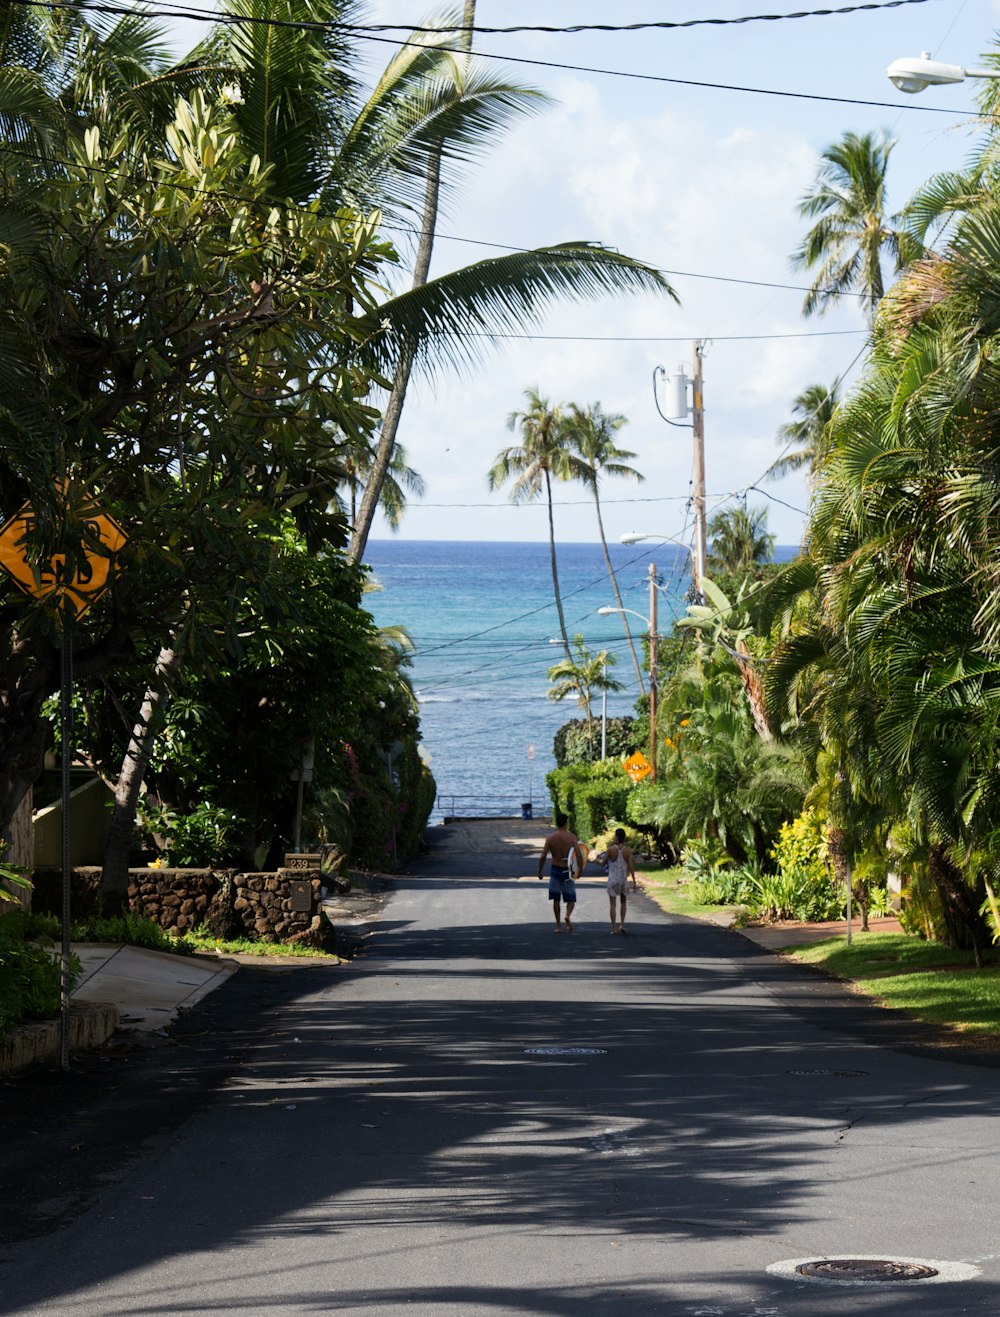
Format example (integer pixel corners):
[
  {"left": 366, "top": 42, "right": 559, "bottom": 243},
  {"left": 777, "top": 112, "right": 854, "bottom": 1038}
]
[
  {"left": 768, "top": 1256, "right": 980, "bottom": 1286},
  {"left": 789, "top": 1068, "right": 869, "bottom": 1077},
  {"left": 524, "top": 1047, "right": 607, "bottom": 1055},
  {"left": 798, "top": 1260, "right": 937, "bottom": 1282}
]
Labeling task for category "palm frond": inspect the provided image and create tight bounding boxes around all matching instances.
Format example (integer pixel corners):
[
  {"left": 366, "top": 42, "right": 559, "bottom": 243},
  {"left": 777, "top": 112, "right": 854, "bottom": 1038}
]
[{"left": 372, "top": 243, "right": 674, "bottom": 380}]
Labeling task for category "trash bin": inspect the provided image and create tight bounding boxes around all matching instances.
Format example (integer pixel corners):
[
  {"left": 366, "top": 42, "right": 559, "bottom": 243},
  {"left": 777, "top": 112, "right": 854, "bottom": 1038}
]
[{"left": 521, "top": 802, "right": 533, "bottom": 820}]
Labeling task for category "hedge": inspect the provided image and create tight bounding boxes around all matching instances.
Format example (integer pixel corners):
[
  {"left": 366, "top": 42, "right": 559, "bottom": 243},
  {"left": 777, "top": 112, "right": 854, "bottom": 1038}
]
[
  {"left": 553, "top": 716, "right": 639, "bottom": 769},
  {"left": 546, "top": 763, "right": 632, "bottom": 844}
]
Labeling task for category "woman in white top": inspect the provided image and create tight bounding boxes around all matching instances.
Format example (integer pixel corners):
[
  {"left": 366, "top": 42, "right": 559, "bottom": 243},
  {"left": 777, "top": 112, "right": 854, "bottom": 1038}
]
[{"left": 600, "top": 827, "right": 637, "bottom": 935}]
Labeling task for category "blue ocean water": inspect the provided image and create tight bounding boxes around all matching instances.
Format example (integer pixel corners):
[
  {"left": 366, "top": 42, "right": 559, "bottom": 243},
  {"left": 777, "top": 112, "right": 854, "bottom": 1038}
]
[{"left": 361, "top": 539, "right": 695, "bottom": 820}]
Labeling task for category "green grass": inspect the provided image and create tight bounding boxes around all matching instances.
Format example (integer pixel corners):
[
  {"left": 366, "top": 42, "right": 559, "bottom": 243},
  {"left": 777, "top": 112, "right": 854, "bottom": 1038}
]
[
  {"left": 638, "top": 868, "right": 738, "bottom": 921},
  {"left": 17, "top": 910, "right": 339, "bottom": 962},
  {"left": 786, "top": 933, "right": 1000, "bottom": 1035},
  {"left": 186, "top": 929, "right": 340, "bottom": 961}
]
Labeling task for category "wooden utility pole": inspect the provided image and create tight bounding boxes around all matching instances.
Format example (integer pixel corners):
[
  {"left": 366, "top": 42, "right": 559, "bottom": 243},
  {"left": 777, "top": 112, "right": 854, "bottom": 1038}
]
[
  {"left": 648, "top": 562, "right": 658, "bottom": 782},
  {"left": 691, "top": 340, "right": 707, "bottom": 601}
]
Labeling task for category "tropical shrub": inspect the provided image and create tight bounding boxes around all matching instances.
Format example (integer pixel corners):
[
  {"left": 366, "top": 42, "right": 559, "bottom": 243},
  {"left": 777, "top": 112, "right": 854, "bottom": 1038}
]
[
  {"left": 771, "top": 808, "right": 829, "bottom": 885},
  {"left": 625, "top": 782, "right": 677, "bottom": 862},
  {"left": 0, "top": 914, "right": 65, "bottom": 1036},
  {"left": 547, "top": 761, "right": 631, "bottom": 841},
  {"left": 553, "top": 716, "right": 638, "bottom": 768},
  {"left": 139, "top": 802, "right": 248, "bottom": 869}
]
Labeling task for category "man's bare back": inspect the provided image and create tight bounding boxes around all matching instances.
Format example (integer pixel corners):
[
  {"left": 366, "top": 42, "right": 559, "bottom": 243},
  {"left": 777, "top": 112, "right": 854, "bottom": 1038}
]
[{"left": 538, "top": 813, "right": 584, "bottom": 932}]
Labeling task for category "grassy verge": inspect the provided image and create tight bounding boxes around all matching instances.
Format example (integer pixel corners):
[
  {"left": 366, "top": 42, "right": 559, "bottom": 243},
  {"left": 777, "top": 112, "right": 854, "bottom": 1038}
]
[
  {"left": 186, "top": 930, "right": 339, "bottom": 961},
  {"left": 637, "top": 867, "right": 738, "bottom": 922},
  {"left": 786, "top": 933, "right": 1000, "bottom": 1035},
  {"left": 19, "top": 910, "right": 340, "bottom": 961}
]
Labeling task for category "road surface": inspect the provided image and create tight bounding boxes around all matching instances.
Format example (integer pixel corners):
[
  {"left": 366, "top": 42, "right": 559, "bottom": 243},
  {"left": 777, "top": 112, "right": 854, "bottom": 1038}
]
[{"left": 2, "top": 819, "right": 999, "bottom": 1314}]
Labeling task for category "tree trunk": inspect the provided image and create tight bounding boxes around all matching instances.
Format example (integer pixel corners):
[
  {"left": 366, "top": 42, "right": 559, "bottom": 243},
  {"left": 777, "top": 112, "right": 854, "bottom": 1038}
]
[
  {"left": 928, "top": 842, "right": 987, "bottom": 965},
  {"left": 347, "top": 2, "right": 476, "bottom": 565},
  {"left": 0, "top": 632, "right": 59, "bottom": 840},
  {"left": 6, "top": 787, "right": 33, "bottom": 870},
  {"left": 735, "top": 641, "right": 773, "bottom": 742},
  {"left": 592, "top": 487, "right": 644, "bottom": 693},
  {"left": 545, "top": 469, "right": 572, "bottom": 662},
  {"left": 101, "top": 640, "right": 185, "bottom": 895}
]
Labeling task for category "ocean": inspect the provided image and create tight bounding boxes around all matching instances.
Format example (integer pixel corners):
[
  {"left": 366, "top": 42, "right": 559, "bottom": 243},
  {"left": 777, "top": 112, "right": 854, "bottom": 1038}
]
[{"left": 361, "top": 539, "right": 695, "bottom": 822}]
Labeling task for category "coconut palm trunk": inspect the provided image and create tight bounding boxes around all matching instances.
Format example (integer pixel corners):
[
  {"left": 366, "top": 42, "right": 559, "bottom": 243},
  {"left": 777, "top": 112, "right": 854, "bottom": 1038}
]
[
  {"left": 544, "top": 468, "right": 572, "bottom": 660},
  {"left": 348, "top": 2, "right": 476, "bottom": 564}
]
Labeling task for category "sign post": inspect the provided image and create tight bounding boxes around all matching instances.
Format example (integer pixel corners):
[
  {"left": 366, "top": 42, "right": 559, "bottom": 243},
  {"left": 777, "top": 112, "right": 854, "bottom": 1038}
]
[{"left": 0, "top": 492, "right": 127, "bottom": 1068}]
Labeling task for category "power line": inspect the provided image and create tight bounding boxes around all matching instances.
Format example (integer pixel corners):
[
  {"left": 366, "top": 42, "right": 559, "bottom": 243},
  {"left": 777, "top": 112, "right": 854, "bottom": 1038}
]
[
  {"left": 451, "top": 329, "right": 866, "bottom": 343},
  {"left": 362, "top": 218, "right": 872, "bottom": 299},
  {"left": 13, "top": 0, "right": 967, "bottom": 116},
  {"left": 342, "top": 1, "right": 939, "bottom": 36},
  {"left": 351, "top": 32, "right": 967, "bottom": 116},
  {"left": 14, "top": 0, "right": 937, "bottom": 39}
]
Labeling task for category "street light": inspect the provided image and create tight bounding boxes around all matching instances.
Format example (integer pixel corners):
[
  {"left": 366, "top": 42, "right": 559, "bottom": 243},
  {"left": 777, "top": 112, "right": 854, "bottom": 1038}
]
[
  {"left": 621, "top": 531, "right": 701, "bottom": 602},
  {"left": 887, "top": 52, "right": 1000, "bottom": 94},
  {"left": 598, "top": 562, "right": 659, "bottom": 781}
]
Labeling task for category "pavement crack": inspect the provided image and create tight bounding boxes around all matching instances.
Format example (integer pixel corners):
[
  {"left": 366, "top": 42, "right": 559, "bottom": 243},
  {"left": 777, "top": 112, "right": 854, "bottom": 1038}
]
[{"left": 835, "top": 1107, "right": 865, "bottom": 1142}]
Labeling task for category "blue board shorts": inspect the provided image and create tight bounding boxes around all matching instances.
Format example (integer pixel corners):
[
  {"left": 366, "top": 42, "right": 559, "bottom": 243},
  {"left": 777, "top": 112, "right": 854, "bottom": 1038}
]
[{"left": 548, "top": 865, "right": 577, "bottom": 903}]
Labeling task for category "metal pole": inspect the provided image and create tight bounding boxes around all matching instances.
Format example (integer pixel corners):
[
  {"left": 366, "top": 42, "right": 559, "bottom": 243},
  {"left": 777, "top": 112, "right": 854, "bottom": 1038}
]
[
  {"left": 59, "top": 620, "right": 73, "bottom": 1070},
  {"left": 601, "top": 657, "right": 607, "bottom": 760},
  {"left": 648, "top": 563, "right": 658, "bottom": 782},
  {"left": 692, "top": 340, "right": 707, "bottom": 600},
  {"left": 845, "top": 857, "right": 853, "bottom": 946},
  {"left": 293, "top": 763, "right": 305, "bottom": 852}
]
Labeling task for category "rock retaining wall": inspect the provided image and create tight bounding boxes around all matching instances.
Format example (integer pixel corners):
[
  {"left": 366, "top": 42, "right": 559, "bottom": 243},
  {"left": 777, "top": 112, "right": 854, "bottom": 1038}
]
[{"left": 32, "top": 866, "right": 325, "bottom": 944}]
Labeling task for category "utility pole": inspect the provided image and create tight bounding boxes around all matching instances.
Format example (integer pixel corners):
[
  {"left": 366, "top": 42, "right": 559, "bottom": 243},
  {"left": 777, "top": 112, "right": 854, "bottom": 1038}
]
[
  {"left": 601, "top": 656, "right": 608, "bottom": 761},
  {"left": 648, "top": 562, "right": 658, "bottom": 782},
  {"left": 691, "top": 340, "right": 707, "bottom": 601}
]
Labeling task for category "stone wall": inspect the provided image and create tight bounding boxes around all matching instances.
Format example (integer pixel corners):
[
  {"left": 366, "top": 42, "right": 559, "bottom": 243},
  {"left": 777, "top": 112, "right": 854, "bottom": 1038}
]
[{"left": 31, "top": 866, "right": 325, "bottom": 945}]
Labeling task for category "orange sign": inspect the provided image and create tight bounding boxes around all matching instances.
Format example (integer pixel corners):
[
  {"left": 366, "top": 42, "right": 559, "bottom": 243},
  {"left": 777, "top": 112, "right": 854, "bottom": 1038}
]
[
  {"left": 0, "top": 498, "right": 127, "bottom": 619},
  {"left": 623, "top": 751, "right": 652, "bottom": 784}
]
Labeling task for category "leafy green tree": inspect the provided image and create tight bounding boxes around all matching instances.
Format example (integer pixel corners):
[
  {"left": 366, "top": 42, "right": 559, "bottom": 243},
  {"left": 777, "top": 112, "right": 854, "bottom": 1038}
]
[
  {"left": 644, "top": 659, "right": 807, "bottom": 865},
  {"left": 793, "top": 129, "right": 919, "bottom": 320},
  {"left": 0, "top": 12, "right": 394, "bottom": 873}
]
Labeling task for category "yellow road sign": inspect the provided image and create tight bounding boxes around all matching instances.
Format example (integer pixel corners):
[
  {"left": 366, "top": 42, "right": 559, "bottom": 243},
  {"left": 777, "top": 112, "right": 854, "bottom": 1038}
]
[
  {"left": 623, "top": 751, "right": 652, "bottom": 784},
  {"left": 0, "top": 498, "right": 127, "bottom": 619}
]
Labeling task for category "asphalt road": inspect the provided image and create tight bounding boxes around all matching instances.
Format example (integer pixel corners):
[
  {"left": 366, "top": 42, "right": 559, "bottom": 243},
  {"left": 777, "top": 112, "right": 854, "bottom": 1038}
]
[{"left": 3, "top": 819, "right": 1000, "bottom": 1315}]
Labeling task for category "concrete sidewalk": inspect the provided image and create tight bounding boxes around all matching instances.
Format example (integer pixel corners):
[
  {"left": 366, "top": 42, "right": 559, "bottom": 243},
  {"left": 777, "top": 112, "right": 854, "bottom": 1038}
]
[
  {"left": 71, "top": 943, "right": 239, "bottom": 1032},
  {"left": 1, "top": 944, "right": 239, "bottom": 1075}
]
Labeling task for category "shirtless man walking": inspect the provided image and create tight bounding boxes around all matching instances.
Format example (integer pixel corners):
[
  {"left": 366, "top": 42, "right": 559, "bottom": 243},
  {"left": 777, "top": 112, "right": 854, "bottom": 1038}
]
[{"left": 538, "top": 813, "right": 585, "bottom": 933}]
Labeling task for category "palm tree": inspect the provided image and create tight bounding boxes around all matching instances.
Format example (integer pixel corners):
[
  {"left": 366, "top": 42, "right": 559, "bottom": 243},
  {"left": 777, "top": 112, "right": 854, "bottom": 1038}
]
[
  {"left": 565, "top": 402, "right": 646, "bottom": 693},
  {"left": 765, "top": 381, "right": 841, "bottom": 487},
  {"left": 546, "top": 634, "right": 624, "bottom": 758},
  {"left": 706, "top": 506, "right": 774, "bottom": 577},
  {"left": 340, "top": 8, "right": 675, "bottom": 560},
  {"left": 793, "top": 129, "right": 920, "bottom": 320},
  {"left": 342, "top": 440, "right": 426, "bottom": 532},
  {"left": 488, "top": 390, "right": 589, "bottom": 661}
]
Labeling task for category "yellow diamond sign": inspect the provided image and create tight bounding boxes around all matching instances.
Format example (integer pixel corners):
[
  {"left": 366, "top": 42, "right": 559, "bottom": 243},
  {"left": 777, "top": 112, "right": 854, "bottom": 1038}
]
[
  {"left": 623, "top": 751, "right": 652, "bottom": 784},
  {"left": 0, "top": 497, "right": 127, "bottom": 619}
]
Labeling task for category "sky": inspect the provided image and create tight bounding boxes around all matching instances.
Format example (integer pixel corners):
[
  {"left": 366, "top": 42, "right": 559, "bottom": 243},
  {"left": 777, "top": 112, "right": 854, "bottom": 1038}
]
[{"left": 168, "top": 1, "right": 1000, "bottom": 548}]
